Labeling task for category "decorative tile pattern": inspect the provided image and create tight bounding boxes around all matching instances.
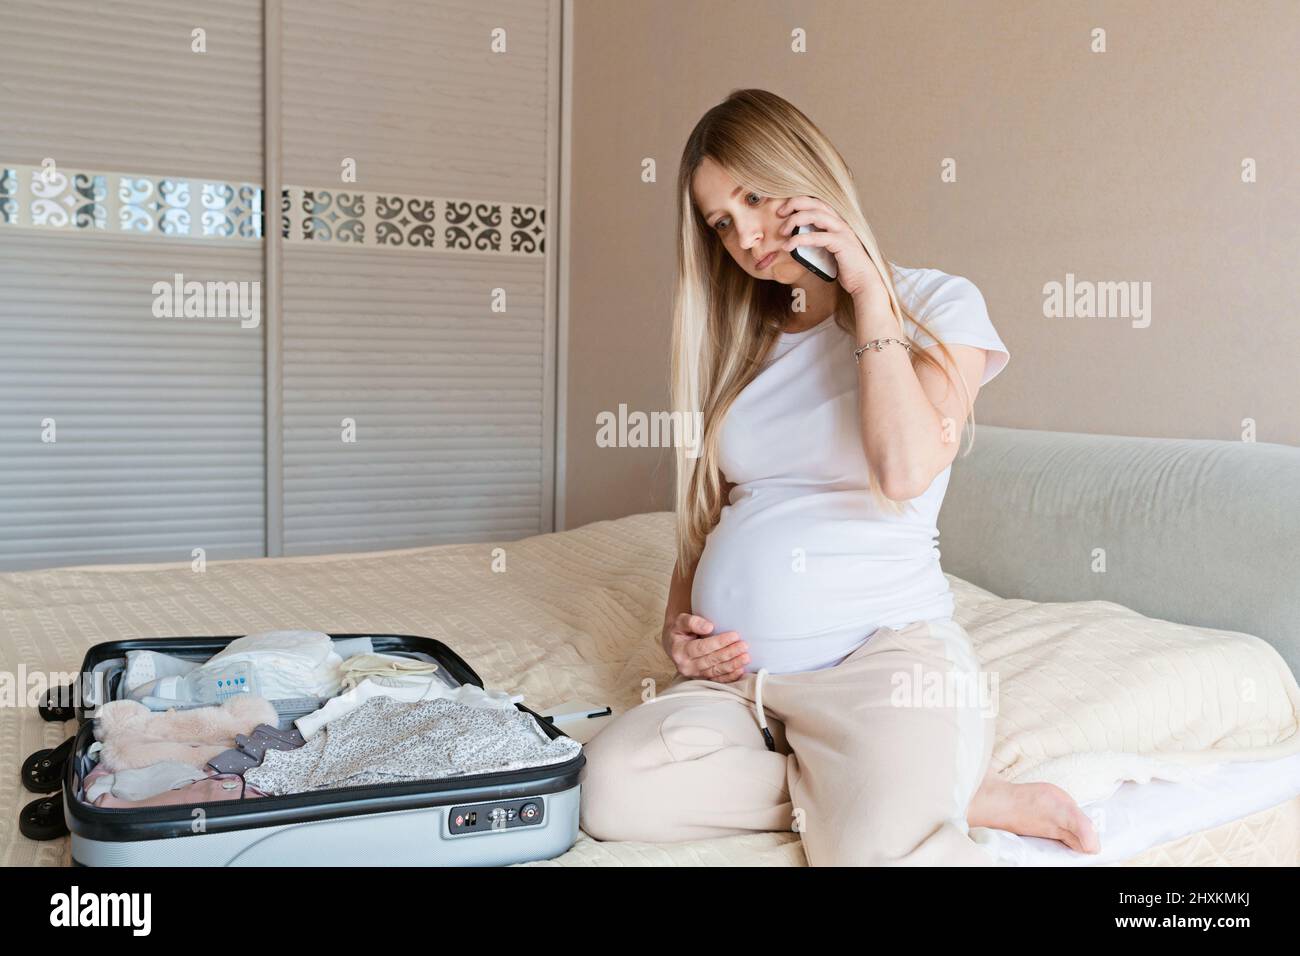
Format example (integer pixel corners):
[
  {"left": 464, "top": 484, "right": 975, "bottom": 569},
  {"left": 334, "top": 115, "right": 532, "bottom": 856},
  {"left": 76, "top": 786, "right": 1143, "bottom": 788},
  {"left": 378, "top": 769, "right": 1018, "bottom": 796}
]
[
  {"left": 510, "top": 204, "right": 545, "bottom": 255},
  {"left": 0, "top": 163, "right": 544, "bottom": 257},
  {"left": 119, "top": 176, "right": 190, "bottom": 234},
  {"left": 0, "top": 168, "right": 16, "bottom": 225},
  {"left": 445, "top": 199, "right": 501, "bottom": 251},
  {"left": 201, "top": 182, "right": 263, "bottom": 239},
  {"left": 302, "top": 189, "right": 365, "bottom": 243},
  {"left": 0, "top": 163, "right": 261, "bottom": 241},
  {"left": 375, "top": 193, "right": 435, "bottom": 247},
  {"left": 280, "top": 185, "right": 544, "bottom": 256},
  {"left": 30, "top": 168, "right": 107, "bottom": 230}
]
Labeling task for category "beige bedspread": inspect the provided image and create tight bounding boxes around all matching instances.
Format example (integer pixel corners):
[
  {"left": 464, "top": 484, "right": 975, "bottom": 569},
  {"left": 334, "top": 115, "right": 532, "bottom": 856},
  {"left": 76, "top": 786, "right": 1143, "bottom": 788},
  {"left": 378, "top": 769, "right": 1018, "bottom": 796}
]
[{"left": 2, "top": 510, "right": 1298, "bottom": 867}]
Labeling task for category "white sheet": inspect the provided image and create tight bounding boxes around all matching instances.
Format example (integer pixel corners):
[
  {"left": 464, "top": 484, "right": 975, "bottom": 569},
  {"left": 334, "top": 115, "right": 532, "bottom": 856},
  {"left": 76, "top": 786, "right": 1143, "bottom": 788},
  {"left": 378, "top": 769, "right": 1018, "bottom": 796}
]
[{"left": 974, "top": 751, "right": 1300, "bottom": 865}]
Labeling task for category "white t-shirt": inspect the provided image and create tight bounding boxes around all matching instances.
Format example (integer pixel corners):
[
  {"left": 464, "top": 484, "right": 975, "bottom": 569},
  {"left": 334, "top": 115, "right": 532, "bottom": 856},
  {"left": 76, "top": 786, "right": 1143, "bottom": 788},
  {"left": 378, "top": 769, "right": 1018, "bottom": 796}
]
[{"left": 690, "top": 263, "right": 1010, "bottom": 674}]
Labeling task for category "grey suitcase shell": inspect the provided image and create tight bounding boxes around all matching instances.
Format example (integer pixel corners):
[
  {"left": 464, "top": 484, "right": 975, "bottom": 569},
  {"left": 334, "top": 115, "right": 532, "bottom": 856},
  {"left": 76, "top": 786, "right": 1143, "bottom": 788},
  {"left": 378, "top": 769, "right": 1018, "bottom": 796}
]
[{"left": 57, "top": 633, "right": 584, "bottom": 866}]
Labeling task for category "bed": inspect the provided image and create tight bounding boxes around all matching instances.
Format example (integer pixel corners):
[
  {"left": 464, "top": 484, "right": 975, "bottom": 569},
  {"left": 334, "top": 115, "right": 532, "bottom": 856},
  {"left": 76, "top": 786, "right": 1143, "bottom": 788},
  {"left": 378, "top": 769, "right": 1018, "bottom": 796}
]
[{"left": 4, "top": 425, "right": 1299, "bottom": 867}]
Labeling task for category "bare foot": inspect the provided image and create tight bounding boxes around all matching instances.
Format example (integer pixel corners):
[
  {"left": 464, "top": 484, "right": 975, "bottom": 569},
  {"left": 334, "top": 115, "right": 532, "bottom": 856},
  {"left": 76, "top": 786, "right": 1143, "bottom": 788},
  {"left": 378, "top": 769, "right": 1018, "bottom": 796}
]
[{"left": 967, "top": 768, "right": 1101, "bottom": 854}]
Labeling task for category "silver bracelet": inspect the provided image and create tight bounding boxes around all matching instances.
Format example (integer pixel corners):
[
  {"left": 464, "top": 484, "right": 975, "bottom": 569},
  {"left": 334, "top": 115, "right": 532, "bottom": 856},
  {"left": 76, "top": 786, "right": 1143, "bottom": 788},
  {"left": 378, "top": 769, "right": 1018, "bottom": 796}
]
[{"left": 853, "top": 338, "right": 912, "bottom": 364}]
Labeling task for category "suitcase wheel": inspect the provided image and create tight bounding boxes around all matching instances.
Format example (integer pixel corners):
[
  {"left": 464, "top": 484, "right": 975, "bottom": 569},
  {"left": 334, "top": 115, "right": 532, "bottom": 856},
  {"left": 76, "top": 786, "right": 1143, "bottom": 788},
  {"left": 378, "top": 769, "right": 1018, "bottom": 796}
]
[
  {"left": 19, "top": 792, "right": 69, "bottom": 842},
  {"left": 38, "top": 684, "right": 77, "bottom": 722},
  {"left": 22, "top": 736, "right": 76, "bottom": 794}
]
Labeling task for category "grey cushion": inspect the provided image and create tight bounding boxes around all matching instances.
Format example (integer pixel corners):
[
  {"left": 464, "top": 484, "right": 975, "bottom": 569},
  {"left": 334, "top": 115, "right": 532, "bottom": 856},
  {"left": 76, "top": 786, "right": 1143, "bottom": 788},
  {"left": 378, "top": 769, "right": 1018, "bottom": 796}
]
[{"left": 938, "top": 424, "right": 1300, "bottom": 677}]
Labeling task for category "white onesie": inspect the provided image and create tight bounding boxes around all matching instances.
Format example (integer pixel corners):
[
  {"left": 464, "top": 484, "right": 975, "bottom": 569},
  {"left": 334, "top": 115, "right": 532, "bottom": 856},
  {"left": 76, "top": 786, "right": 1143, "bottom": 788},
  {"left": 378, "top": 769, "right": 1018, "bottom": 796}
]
[
  {"left": 294, "top": 675, "right": 519, "bottom": 739},
  {"left": 690, "top": 262, "right": 1010, "bottom": 674}
]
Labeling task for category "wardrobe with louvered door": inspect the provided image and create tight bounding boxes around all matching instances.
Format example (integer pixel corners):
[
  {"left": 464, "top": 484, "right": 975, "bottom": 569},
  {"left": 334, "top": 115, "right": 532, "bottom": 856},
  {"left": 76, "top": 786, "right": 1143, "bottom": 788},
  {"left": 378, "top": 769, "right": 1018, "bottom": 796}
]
[
  {"left": 276, "top": 0, "right": 558, "bottom": 556},
  {"left": 0, "top": 0, "right": 560, "bottom": 570},
  {"left": 0, "top": 0, "right": 267, "bottom": 571}
]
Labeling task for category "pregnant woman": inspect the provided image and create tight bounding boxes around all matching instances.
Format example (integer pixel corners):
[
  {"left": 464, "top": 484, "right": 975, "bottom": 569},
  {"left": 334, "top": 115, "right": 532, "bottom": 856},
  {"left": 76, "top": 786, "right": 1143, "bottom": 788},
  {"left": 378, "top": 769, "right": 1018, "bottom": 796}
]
[{"left": 579, "top": 89, "right": 1099, "bottom": 865}]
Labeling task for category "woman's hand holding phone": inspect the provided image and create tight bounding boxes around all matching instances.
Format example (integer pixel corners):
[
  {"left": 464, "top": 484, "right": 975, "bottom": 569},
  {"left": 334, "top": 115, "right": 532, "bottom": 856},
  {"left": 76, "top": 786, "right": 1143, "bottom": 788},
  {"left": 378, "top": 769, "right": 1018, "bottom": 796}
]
[
  {"left": 778, "top": 196, "right": 890, "bottom": 314},
  {"left": 661, "top": 613, "right": 750, "bottom": 682}
]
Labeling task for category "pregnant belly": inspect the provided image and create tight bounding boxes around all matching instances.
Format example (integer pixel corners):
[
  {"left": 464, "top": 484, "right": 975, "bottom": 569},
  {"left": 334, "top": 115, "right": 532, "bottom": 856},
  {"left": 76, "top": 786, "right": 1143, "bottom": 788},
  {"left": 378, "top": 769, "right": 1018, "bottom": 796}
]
[{"left": 690, "top": 495, "right": 951, "bottom": 674}]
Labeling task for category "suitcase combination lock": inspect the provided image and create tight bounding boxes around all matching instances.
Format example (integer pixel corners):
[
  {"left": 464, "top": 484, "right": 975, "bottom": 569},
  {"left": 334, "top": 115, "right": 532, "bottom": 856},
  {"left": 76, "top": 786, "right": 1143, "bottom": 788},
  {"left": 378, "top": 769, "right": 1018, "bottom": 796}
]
[{"left": 448, "top": 798, "right": 544, "bottom": 835}]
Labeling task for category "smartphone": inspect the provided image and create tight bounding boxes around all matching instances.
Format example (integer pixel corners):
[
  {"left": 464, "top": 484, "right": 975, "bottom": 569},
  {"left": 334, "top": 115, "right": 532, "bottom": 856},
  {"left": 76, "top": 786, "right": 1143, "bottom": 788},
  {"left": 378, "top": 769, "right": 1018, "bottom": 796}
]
[{"left": 790, "top": 223, "right": 838, "bottom": 282}]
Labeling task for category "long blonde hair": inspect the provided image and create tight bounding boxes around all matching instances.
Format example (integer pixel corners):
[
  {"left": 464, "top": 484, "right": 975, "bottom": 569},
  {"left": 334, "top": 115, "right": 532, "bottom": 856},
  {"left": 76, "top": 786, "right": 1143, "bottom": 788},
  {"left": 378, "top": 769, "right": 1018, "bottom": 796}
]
[{"left": 670, "top": 88, "right": 979, "bottom": 573}]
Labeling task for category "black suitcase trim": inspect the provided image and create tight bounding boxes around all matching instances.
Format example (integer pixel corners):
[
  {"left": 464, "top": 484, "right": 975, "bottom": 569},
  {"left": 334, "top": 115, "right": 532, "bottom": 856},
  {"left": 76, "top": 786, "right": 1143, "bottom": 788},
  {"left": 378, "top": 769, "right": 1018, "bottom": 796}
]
[
  {"left": 67, "top": 633, "right": 486, "bottom": 722},
  {"left": 63, "top": 633, "right": 585, "bottom": 844}
]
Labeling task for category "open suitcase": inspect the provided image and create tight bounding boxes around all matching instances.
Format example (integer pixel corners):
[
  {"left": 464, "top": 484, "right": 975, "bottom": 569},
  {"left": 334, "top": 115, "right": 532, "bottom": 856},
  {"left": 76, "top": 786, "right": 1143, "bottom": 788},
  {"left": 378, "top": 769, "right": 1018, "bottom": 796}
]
[{"left": 24, "top": 633, "right": 585, "bottom": 867}]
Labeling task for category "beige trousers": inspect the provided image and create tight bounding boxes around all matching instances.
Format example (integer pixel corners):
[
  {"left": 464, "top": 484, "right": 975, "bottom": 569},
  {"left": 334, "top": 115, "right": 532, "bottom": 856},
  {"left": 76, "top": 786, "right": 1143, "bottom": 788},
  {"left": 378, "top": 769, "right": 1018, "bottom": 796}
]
[{"left": 579, "top": 617, "right": 999, "bottom": 866}]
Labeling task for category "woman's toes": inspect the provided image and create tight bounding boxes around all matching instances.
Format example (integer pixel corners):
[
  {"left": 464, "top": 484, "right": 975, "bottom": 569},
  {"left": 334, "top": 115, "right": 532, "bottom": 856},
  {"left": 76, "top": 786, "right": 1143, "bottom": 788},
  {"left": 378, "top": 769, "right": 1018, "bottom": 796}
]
[
  {"left": 1015, "top": 783, "right": 1097, "bottom": 853},
  {"left": 970, "top": 778, "right": 1103, "bottom": 854},
  {"left": 1044, "top": 785, "right": 1101, "bottom": 854},
  {"left": 1071, "top": 806, "right": 1102, "bottom": 853}
]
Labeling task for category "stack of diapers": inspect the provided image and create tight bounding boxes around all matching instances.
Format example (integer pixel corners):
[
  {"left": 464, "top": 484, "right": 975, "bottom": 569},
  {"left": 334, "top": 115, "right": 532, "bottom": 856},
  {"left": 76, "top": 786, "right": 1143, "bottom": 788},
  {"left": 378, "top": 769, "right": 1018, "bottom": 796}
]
[{"left": 123, "top": 630, "right": 349, "bottom": 707}]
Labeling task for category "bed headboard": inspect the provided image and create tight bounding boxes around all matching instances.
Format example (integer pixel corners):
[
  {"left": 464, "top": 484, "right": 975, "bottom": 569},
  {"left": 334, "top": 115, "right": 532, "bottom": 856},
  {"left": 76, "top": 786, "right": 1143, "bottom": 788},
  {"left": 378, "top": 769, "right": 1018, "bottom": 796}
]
[{"left": 938, "top": 424, "right": 1300, "bottom": 677}]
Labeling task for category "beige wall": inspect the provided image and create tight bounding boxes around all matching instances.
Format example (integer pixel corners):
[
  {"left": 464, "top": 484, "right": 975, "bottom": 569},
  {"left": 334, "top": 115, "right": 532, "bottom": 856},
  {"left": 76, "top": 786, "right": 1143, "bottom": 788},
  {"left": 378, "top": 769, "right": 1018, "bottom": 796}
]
[{"left": 562, "top": 0, "right": 1299, "bottom": 530}]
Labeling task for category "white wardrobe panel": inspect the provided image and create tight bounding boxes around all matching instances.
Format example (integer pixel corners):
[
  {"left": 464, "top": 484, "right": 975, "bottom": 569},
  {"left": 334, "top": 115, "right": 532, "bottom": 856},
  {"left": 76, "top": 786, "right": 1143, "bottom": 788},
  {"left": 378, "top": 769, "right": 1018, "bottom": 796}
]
[
  {"left": 0, "top": 0, "right": 265, "bottom": 571},
  {"left": 0, "top": 0, "right": 263, "bottom": 181},
  {"left": 0, "top": 0, "right": 557, "bottom": 568},
  {"left": 278, "top": 0, "right": 555, "bottom": 555},
  {"left": 281, "top": 246, "right": 545, "bottom": 554},
  {"left": 281, "top": 0, "right": 551, "bottom": 200},
  {"left": 0, "top": 235, "right": 266, "bottom": 570}
]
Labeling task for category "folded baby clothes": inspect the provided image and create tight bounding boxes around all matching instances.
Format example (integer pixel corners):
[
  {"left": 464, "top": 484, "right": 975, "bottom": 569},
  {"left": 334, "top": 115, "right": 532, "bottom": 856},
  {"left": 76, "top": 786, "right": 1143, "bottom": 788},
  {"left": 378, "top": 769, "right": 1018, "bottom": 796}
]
[
  {"left": 337, "top": 653, "right": 443, "bottom": 691},
  {"left": 207, "top": 724, "right": 307, "bottom": 775},
  {"left": 246, "top": 695, "right": 582, "bottom": 796},
  {"left": 93, "top": 695, "right": 279, "bottom": 771},
  {"left": 294, "top": 675, "right": 517, "bottom": 740},
  {"left": 236, "top": 724, "right": 306, "bottom": 759},
  {"left": 84, "top": 761, "right": 209, "bottom": 803}
]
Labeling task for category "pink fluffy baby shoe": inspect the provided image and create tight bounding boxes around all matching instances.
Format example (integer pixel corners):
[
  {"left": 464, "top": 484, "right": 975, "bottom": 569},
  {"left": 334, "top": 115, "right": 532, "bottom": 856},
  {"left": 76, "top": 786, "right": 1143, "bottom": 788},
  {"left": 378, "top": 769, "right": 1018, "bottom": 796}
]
[{"left": 94, "top": 695, "right": 279, "bottom": 771}]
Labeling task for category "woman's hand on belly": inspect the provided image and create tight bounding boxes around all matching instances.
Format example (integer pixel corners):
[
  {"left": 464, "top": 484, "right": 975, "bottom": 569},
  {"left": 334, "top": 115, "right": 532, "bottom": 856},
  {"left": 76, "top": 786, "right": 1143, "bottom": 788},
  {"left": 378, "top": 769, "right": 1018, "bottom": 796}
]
[{"left": 661, "top": 613, "right": 750, "bottom": 683}]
